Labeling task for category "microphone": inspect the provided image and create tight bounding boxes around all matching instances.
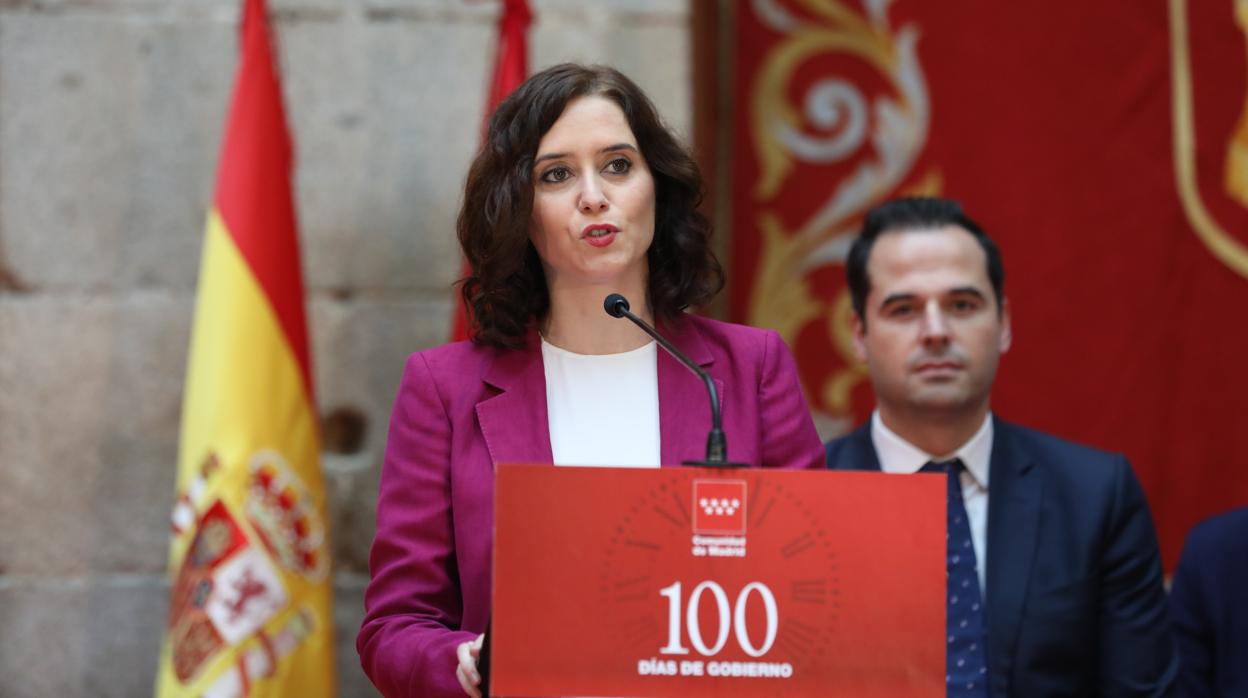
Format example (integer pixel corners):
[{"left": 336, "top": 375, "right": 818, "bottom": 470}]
[{"left": 604, "top": 293, "right": 745, "bottom": 468}]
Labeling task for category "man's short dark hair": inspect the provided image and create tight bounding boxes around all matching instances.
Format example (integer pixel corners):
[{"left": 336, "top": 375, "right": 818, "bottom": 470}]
[{"left": 846, "top": 197, "right": 1005, "bottom": 323}]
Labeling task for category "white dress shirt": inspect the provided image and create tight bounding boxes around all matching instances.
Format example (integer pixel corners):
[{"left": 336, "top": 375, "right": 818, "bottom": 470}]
[
  {"left": 541, "top": 338, "right": 661, "bottom": 468},
  {"left": 871, "top": 410, "right": 993, "bottom": 593}
]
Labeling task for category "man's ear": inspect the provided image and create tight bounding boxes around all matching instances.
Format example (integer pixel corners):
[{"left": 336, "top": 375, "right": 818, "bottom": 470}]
[
  {"left": 851, "top": 312, "right": 868, "bottom": 363},
  {"left": 999, "top": 297, "right": 1013, "bottom": 354}
]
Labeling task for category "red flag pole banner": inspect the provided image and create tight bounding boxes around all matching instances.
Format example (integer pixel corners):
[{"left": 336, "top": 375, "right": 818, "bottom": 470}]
[
  {"left": 727, "top": 1, "right": 1248, "bottom": 569},
  {"left": 449, "top": 0, "right": 533, "bottom": 342},
  {"left": 156, "top": 0, "right": 337, "bottom": 693}
]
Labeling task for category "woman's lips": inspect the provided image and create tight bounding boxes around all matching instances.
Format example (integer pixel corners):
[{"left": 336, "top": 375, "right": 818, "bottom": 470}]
[
  {"left": 582, "top": 224, "right": 620, "bottom": 248},
  {"left": 585, "top": 231, "right": 617, "bottom": 248}
]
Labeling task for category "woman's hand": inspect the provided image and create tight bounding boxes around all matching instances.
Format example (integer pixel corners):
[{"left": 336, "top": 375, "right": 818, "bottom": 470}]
[{"left": 455, "top": 633, "right": 485, "bottom": 698}]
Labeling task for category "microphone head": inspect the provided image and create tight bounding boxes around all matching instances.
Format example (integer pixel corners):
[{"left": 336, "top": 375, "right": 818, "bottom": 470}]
[{"left": 603, "top": 293, "right": 630, "bottom": 318}]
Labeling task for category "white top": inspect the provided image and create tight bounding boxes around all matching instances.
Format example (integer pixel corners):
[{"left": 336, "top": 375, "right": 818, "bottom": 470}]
[
  {"left": 541, "top": 338, "right": 661, "bottom": 468},
  {"left": 871, "top": 410, "right": 993, "bottom": 593}
]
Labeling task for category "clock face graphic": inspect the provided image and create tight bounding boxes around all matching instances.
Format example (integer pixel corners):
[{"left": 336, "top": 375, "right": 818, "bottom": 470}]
[
  {"left": 597, "top": 469, "right": 841, "bottom": 677},
  {"left": 492, "top": 464, "right": 944, "bottom": 697}
]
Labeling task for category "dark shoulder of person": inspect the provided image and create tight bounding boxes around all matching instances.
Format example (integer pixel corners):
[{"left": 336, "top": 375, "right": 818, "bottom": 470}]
[{"left": 1181, "top": 506, "right": 1248, "bottom": 563}]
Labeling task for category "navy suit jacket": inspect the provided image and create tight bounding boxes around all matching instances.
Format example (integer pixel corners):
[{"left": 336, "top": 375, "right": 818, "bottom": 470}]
[
  {"left": 825, "top": 418, "right": 1177, "bottom": 697},
  {"left": 1169, "top": 506, "right": 1248, "bottom": 697}
]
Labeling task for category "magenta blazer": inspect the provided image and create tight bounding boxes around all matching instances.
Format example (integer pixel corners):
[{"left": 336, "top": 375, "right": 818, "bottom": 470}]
[{"left": 356, "top": 314, "right": 823, "bottom": 697}]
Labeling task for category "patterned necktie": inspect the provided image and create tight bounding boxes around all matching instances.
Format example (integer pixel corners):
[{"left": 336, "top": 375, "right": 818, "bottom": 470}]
[{"left": 922, "top": 459, "right": 989, "bottom": 697}]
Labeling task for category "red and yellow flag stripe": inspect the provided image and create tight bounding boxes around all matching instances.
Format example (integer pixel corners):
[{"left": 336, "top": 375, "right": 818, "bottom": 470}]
[{"left": 156, "top": 0, "right": 335, "bottom": 695}]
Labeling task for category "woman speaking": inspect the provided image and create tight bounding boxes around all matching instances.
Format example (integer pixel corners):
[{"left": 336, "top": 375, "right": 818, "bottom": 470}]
[{"left": 356, "top": 63, "right": 823, "bottom": 697}]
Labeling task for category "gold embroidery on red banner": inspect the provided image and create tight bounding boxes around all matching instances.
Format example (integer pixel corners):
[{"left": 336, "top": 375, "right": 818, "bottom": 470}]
[
  {"left": 1169, "top": 0, "right": 1248, "bottom": 279},
  {"left": 745, "top": 0, "right": 939, "bottom": 435},
  {"left": 1229, "top": 0, "right": 1248, "bottom": 207}
]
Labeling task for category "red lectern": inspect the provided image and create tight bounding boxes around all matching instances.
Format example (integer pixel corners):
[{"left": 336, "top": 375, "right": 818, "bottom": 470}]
[{"left": 491, "top": 465, "right": 945, "bottom": 697}]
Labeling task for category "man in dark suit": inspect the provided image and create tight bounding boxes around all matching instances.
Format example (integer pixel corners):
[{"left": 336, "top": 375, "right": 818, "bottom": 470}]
[
  {"left": 1169, "top": 506, "right": 1248, "bottom": 697},
  {"left": 825, "top": 197, "right": 1176, "bottom": 697}
]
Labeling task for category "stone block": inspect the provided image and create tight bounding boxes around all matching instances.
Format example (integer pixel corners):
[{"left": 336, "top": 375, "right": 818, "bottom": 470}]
[
  {"left": 309, "top": 295, "right": 450, "bottom": 572},
  {"left": 357, "top": 0, "right": 687, "bottom": 21},
  {"left": 271, "top": 0, "right": 348, "bottom": 18},
  {"left": 530, "top": 13, "right": 692, "bottom": 139},
  {"left": 0, "top": 574, "right": 166, "bottom": 698},
  {"left": 281, "top": 17, "right": 492, "bottom": 294},
  {"left": 0, "top": 13, "right": 235, "bottom": 293},
  {"left": 4, "top": 0, "right": 345, "bottom": 19},
  {"left": 360, "top": 0, "right": 497, "bottom": 20},
  {"left": 0, "top": 293, "right": 190, "bottom": 576},
  {"left": 533, "top": 0, "right": 689, "bottom": 19}
]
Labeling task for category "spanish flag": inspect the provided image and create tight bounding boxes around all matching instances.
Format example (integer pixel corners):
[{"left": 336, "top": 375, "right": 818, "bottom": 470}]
[{"left": 155, "top": 0, "right": 336, "bottom": 694}]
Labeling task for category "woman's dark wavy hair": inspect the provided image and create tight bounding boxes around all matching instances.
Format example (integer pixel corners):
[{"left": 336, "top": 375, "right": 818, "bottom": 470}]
[{"left": 457, "top": 63, "right": 724, "bottom": 348}]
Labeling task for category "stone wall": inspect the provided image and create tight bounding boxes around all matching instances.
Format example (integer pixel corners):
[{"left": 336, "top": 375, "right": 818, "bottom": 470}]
[{"left": 0, "top": 1, "right": 691, "bottom": 695}]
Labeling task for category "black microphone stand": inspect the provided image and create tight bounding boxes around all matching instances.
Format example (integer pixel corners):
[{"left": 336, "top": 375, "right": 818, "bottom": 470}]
[{"left": 604, "top": 293, "right": 747, "bottom": 468}]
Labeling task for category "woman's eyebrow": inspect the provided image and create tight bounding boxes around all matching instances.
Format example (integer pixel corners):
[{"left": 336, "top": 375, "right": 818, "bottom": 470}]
[
  {"left": 534, "top": 143, "right": 638, "bottom": 165},
  {"left": 534, "top": 151, "right": 567, "bottom": 165}
]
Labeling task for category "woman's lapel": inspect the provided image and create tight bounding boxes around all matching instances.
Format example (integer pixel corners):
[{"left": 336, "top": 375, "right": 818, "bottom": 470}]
[
  {"left": 657, "top": 317, "right": 722, "bottom": 467},
  {"left": 475, "top": 330, "right": 554, "bottom": 467}
]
